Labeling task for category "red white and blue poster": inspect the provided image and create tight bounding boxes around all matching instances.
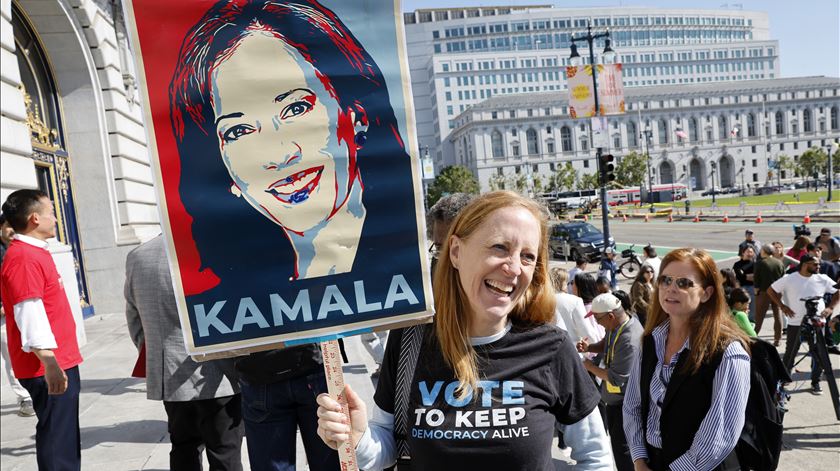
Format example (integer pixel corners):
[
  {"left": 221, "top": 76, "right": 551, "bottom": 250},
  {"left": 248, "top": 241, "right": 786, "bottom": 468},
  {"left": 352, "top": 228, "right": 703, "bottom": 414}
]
[{"left": 123, "top": 0, "right": 433, "bottom": 355}]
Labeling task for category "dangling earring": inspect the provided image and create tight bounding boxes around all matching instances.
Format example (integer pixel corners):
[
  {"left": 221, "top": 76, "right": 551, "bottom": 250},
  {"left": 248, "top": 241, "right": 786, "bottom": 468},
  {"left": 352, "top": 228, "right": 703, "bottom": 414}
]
[
  {"left": 354, "top": 131, "right": 367, "bottom": 147},
  {"left": 230, "top": 183, "right": 242, "bottom": 197}
]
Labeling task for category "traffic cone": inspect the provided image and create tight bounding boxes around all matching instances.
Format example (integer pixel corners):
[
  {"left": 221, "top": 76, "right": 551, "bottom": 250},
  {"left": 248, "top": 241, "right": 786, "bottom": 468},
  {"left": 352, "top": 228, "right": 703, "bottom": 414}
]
[
  {"left": 755, "top": 212, "right": 763, "bottom": 224},
  {"left": 722, "top": 213, "right": 729, "bottom": 223},
  {"left": 668, "top": 213, "right": 673, "bottom": 223},
  {"left": 584, "top": 214, "right": 589, "bottom": 222},
  {"left": 803, "top": 211, "right": 811, "bottom": 224},
  {"left": 693, "top": 213, "right": 700, "bottom": 223},
  {"left": 644, "top": 213, "right": 649, "bottom": 223}
]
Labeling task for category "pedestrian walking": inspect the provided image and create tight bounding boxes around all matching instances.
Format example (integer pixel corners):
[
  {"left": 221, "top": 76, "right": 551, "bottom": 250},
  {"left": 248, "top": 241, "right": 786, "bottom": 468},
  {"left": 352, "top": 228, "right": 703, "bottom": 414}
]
[
  {"left": 0, "top": 189, "right": 84, "bottom": 470},
  {"left": 125, "top": 236, "right": 244, "bottom": 470}
]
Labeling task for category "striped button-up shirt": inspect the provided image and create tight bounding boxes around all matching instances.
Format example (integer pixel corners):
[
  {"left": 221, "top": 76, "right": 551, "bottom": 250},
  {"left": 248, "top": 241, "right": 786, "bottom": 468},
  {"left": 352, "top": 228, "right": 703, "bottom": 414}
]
[{"left": 622, "top": 320, "right": 751, "bottom": 470}]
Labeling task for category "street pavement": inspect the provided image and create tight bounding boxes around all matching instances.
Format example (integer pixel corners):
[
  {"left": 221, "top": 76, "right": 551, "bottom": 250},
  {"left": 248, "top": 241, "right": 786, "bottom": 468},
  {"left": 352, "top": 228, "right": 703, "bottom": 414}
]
[{"left": 2, "top": 259, "right": 839, "bottom": 470}]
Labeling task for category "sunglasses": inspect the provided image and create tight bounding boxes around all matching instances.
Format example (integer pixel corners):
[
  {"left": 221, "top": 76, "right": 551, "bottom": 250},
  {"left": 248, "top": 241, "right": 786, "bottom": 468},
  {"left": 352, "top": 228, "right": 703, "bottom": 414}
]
[{"left": 657, "top": 275, "right": 698, "bottom": 290}]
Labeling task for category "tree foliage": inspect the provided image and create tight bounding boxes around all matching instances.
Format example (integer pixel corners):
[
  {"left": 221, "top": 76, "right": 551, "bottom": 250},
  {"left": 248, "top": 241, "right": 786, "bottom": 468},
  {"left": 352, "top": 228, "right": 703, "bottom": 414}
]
[
  {"left": 426, "top": 165, "right": 479, "bottom": 207},
  {"left": 797, "top": 147, "right": 827, "bottom": 178},
  {"left": 578, "top": 173, "right": 600, "bottom": 190},
  {"left": 614, "top": 151, "right": 648, "bottom": 188},
  {"left": 550, "top": 162, "right": 577, "bottom": 192}
]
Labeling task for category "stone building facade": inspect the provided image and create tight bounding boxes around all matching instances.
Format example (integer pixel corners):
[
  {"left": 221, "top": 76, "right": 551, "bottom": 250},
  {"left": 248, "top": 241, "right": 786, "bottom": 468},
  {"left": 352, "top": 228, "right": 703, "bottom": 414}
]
[
  {"left": 448, "top": 76, "right": 840, "bottom": 193},
  {"left": 1, "top": 0, "right": 159, "bottom": 315}
]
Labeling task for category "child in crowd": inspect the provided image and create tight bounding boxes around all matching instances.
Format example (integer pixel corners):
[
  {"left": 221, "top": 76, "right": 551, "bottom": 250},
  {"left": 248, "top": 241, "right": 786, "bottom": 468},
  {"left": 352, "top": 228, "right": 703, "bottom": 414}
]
[{"left": 727, "top": 287, "right": 757, "bottom": 337}]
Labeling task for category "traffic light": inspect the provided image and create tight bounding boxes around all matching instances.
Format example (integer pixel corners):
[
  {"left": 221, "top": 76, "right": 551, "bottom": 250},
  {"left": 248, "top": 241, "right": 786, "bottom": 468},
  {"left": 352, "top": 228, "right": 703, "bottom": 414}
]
[{"left": 599, "top": 153, "right": 615, "bottom": 185}]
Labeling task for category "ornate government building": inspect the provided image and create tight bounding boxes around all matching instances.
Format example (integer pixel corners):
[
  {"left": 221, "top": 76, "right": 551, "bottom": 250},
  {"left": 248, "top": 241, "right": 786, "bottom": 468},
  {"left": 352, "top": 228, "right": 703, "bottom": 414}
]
[
  {"left": 1, "top": 0, "right": 158, "bottom": 315},
  {"left": 448, "top": 76, "right": 840, "bottom": 192}
]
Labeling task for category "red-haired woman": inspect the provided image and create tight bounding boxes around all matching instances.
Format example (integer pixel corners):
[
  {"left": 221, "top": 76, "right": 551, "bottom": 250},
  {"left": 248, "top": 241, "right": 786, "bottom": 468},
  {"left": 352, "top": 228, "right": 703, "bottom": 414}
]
[
  {"left": 316, "top": 192, "right": 612, "bottom": 470},
  {"left": 623, "top": 248, "right": 751, "bottom": 471}
]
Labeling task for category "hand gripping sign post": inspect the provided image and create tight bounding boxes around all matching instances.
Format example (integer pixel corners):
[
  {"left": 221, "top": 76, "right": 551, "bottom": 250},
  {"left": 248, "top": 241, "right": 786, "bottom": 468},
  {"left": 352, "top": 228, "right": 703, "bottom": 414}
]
[{"left": 123, "top": 1, "right": 434, "bottom": 467}]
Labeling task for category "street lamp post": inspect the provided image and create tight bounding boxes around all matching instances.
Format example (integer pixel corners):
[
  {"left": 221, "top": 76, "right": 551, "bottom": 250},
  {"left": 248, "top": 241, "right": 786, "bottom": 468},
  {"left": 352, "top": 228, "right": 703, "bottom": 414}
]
[
  {"left": 642, "top": 127, "right": 654, "bottom": 212},
  {"left": 740, "top": 160, "right": 746, "bottom": 196},
  {"left": 710, "top": 161, "right": 717, "bottom": 205},
  {"left": 569, "top": 23, "right": 615, "bottom": 251},
  {"left": 828, "top": 141, "right": 838, "bottom": 201}
]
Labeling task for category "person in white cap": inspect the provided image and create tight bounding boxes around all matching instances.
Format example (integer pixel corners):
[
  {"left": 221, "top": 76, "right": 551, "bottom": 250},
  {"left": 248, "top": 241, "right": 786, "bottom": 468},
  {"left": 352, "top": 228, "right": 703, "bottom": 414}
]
[{"left": 577, "top": 293, "right": 643, "bottom": 471}]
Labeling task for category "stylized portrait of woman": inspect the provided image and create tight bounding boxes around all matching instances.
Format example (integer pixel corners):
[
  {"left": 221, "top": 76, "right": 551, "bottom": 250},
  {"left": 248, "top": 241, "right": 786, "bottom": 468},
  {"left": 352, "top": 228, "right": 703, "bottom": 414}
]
[{"left": 170, "top": 0, "right": 420, "bottom": 290}]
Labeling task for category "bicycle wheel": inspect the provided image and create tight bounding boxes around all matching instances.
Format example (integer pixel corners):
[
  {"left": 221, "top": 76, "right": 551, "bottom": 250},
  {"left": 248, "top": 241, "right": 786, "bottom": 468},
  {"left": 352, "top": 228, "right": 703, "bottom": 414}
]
[{"left": 619, "top": 260, "right": 641, "bottom": 279}]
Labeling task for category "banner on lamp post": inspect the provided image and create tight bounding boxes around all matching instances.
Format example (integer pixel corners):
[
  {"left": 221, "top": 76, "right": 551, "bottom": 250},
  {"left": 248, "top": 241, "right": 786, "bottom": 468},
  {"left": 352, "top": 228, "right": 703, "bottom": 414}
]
[{"left": 566, "top": 63, "right": 626, "bottom": 118}]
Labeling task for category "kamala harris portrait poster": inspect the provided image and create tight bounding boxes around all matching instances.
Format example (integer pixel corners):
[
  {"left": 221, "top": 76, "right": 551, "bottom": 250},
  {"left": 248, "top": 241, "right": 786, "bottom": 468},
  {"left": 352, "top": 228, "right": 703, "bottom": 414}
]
[{"left": 123, "top": 0, "right": 433, "bottom": 355}]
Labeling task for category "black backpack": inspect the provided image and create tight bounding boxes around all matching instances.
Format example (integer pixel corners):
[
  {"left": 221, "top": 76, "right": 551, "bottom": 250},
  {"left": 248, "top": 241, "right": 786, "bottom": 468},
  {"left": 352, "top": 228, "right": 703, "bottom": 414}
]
[{"left": 735, "top": 338, "right": 791, "bottom": 470}]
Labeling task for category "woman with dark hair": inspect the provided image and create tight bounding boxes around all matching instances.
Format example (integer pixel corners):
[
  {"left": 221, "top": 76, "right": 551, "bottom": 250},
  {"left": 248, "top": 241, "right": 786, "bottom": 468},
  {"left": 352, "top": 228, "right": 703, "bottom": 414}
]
[
  {"left": 572, "top": 272, "right": 605, "bottom": 350},
  {"left": 623, "top": 248, "right": 751, "bottom": 470},
  {"left": 719, "top": 268, "right": 739, "bottom": 297},
  {"left": 167, "top": 1, "right": 423, "bottom": 469},
  {"left": 629, "top": 266, "right": 654, "bottom": 326},
  {"left": 573, "top": 272, "right": 599, "bottom": 308},
  {"left": 316, "top": 192, "right": 612, "bottom": 469}
]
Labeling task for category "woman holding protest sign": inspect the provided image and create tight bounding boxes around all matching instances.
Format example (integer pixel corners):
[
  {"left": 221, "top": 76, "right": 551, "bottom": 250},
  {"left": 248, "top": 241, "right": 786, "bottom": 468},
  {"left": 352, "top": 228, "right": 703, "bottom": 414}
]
[
  {"left": 316, "top": 191, "right": 611, "bottom": 470},
  {"left": 623, "top": 248, "right": 751, "bottom": 471}
]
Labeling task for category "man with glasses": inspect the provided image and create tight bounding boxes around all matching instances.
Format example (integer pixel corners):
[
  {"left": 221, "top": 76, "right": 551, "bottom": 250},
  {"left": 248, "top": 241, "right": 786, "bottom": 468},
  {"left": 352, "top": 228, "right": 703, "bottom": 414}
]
[
  {"left": 426, "top": 192, "right": 475, "bottom": 273},
  {"left": 576, "top": 293, "right": 643, "bottom": 471},
  {"left": 767, "top": 254, "right": 839, "bottom": 395},
  {"left": 814, "top": 227, "right": 840, "bottom": 262}
]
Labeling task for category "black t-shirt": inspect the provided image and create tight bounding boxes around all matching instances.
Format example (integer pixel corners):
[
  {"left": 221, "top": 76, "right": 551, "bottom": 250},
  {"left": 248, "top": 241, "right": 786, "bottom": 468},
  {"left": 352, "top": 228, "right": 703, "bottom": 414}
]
[
  {"left": 733, "top": 259, "right": 755, "bottom": 287},
  {"left": 374, "top": 322, "right": 600, "bottom": 470}
]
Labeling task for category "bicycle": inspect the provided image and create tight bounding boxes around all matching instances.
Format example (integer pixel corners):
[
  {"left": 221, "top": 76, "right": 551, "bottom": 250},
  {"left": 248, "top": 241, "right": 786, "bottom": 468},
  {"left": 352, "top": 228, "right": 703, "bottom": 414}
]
[
  {"left": 795, "top": 296, "right": 840, "bottom": 421},
  {"left": 619, "top": 244, "right": 645, "bottom": 279}
]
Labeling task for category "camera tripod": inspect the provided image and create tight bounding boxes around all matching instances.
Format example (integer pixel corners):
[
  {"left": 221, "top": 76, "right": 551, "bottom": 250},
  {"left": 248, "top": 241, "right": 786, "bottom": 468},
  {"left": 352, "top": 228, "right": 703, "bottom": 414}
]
[{"left": 796, "top": 297, "right": 840, "bottom": 421}]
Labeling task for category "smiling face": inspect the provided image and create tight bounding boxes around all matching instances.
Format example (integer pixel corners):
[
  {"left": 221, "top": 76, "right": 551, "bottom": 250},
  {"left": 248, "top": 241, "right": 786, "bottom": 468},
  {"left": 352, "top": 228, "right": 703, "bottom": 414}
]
[
  {"left": 449, "top": 206, "right": 541, "bottom": 337},
  {"left": 211, "top": 30, "right": 352, "bottom": 233},
  {"left": 657, "top": 260, "right": 713, "bottom": 321}
]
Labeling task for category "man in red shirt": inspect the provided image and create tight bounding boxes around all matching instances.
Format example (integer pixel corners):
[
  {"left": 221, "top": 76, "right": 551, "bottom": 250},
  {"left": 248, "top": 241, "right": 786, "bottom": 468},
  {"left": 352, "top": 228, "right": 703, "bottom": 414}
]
[{"left": 0, "top": 189, "right": 83, "bottom": 470}]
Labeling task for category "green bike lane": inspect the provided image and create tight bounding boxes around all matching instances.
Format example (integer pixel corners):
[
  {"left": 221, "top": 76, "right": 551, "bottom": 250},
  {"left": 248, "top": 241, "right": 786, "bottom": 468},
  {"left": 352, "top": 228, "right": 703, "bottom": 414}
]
[{"left": 613, "top": 242, "right": 738, "bottom": 262}]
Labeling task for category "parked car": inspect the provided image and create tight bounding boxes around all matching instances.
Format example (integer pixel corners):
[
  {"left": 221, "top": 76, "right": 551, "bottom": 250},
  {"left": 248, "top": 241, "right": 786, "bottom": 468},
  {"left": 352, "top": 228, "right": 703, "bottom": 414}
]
[
  {"left": 700, "top": 189, "right": 722, "bottom": 197},
  {"left": 549, "top": 222, "right": 615, "bottom": 261},
  {"left": 756, "top": 185, "right": 782, "bottom": 195}
]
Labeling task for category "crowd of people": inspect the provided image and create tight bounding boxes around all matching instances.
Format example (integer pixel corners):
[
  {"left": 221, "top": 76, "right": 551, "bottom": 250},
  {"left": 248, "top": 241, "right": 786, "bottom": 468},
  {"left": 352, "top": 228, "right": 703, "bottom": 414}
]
[{"left": 2, "top": 186, "right": 839, "bottom": 471}]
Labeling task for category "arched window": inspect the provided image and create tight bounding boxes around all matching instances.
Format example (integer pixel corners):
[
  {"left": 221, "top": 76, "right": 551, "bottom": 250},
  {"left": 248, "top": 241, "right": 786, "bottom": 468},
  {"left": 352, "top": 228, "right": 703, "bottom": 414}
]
[
  {"left": 775, "top": 111, "right": 784, "bottom": 135},
  {"left": 658, "top": 119, "right": 668, "bottom": 145},
  {"left": 13, "top": 7, "right": 63, "bottom": 147},
  {"left": 718, "top": 115, "right": 727, "bottom": 140},
  {"left": 560, "top": 126, "right": 572, "bottom": 152},
  {"left": 832, "top": 106, "right": 839, "bottom": 130},
  {"left": 526, "top": 128, "right": 539, "bottom": 155},
  {"left": 627, "top": 121, "right": 638, "bottom": 147},
  {"left": 747, "top": 113, "right": 756, "bottom": 137},
  {"left": 491, "top": 130, "right": 504, "bottom": 158},
  {"left": 689, "top": 117, "right": 699, "bottom": 142},
  {"left": 803, "top": 108, "right": 812, "bottom": 132}
]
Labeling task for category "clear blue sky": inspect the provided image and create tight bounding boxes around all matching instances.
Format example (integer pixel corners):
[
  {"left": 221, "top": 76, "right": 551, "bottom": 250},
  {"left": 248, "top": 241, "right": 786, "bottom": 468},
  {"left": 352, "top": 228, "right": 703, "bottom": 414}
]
[{"left": 401, "top": 0, "right": 840, "bottom": 78}]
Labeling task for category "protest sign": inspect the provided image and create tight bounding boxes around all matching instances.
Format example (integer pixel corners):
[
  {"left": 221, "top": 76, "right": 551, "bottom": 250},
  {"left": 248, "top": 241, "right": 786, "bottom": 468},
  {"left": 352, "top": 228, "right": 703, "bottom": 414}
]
[{"left": 123, "top": 0, "right": 433, "bottom": 356}]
